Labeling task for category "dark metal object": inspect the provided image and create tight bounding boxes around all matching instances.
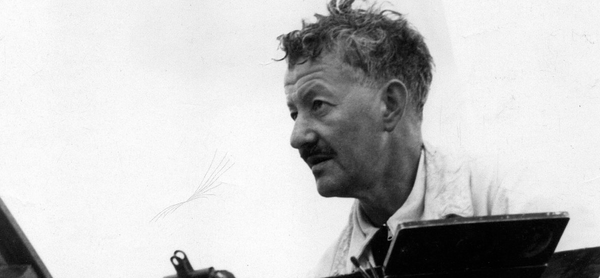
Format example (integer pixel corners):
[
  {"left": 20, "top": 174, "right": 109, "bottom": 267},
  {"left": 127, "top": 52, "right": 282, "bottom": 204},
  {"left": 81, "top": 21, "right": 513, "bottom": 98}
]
[
  {"left": 324, "top": 267, "right": 384, "bottom": 278},
  {"left": 0, "top": 198, "right": 52, "bottom": 278},
  {"left": 165, "top": 250, "right": 235, "bottom": 278},
  {"left": 327, "top": 247, "right": 600, "bottom": 278},
  {"left": 326, "top": 212, "right": 576, "bottom": 278},
  {"left": 541, "top": 247, "right": 600, "bottom": 278},
  {"left": 382, "top": 212, "right": 569, "bottom": 278}
]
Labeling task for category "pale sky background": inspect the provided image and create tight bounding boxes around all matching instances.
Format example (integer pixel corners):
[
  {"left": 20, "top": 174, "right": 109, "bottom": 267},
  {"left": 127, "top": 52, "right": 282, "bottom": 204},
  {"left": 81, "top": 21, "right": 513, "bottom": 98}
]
[{"left": 1, "top": 1, "right": 600, "bottom": 277}]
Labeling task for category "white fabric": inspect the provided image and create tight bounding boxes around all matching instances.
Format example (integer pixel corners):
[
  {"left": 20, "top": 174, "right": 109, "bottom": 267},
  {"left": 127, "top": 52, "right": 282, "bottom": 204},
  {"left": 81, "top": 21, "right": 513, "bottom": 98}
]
[{"left": 308, "top": 142, "right": 541, "bottom": 277}]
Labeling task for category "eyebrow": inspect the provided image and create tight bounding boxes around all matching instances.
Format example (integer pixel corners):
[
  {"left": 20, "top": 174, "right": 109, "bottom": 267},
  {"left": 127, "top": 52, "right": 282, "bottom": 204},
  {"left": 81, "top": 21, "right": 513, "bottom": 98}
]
[
  {"left": 301, "top": 82, "right": 331, "bottom": 96},
  {"left": 293, "top": 82, "right": 333, "bottom": 109},
  {"left": 286, "top": 90, "right": 318, "bottom": 110},
  {"left": 284, "top": 65, "right": 327, "bottom": 87}
]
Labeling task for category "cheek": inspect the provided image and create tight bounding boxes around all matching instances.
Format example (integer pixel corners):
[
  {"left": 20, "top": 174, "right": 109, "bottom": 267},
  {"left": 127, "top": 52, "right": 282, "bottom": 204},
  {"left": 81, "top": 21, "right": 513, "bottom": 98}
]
[
  {"left": 326, "top": 100, "right": 382, "bottom": 162},
  {"left": 345, "top": 121, "right": 383, "bottom": 166},
  {"left": 338, "top": 106, "right": 380, "bottom": 138},
  {"left": 335, "top": 123, "right": 381, "bottom": 164}
]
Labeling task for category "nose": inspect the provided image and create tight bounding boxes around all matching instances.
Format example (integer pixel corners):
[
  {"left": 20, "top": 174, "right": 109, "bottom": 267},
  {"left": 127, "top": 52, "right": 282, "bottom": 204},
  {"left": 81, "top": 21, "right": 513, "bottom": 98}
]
[{"left": 290, "top": 115, "right": 317, "bottom": 149}]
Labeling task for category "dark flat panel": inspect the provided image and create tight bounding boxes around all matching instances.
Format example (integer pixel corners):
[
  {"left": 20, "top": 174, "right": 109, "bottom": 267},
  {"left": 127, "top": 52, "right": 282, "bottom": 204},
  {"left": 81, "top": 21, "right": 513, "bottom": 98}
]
[
  {"left": 0, "top": 198, "right": 52, "bottom": 278},
  {"left": 542, "top": 247, "right": 600, "bottom": 278},
  {"left": 0, "top": 265, "right": 39, "bottom": 278},
  {"left": 384, "top": 212, "right": 569, "bottom": 278}
]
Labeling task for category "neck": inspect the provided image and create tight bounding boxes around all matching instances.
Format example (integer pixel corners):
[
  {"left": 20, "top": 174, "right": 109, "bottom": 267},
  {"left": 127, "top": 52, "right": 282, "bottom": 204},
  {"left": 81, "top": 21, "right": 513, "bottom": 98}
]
[{"left": 358, "top": 132, "right": 423, "bottom": 226}]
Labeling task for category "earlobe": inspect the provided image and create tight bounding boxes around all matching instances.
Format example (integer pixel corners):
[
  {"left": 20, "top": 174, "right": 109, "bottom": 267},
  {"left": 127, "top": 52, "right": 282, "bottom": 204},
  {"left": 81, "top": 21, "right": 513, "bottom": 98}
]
[{"left": 381, "top": 79, "right": 408, "bottom": 131}]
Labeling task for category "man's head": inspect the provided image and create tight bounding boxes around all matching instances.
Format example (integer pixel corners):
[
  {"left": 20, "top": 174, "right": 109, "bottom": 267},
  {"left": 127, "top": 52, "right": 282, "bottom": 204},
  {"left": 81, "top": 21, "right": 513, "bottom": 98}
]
[
  {"left": 280, "top": 0, "right": 433, "bottom": 199},
  {"left": 279, "top": 0, "right": 434, "bottom": 114}
]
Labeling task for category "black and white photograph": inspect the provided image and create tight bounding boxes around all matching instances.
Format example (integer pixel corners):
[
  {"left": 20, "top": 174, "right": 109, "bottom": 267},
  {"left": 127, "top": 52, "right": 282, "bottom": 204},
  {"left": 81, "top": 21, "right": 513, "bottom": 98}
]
[{"left": 1, "top": 1, "right": 600, "bottom": 277}]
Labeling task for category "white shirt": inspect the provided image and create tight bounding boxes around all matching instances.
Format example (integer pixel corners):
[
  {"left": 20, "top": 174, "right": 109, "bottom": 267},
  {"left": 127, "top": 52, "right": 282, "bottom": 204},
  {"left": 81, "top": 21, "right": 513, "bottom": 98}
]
[{"left": 308, "top": 142, "right": 542, "bottom": 277}]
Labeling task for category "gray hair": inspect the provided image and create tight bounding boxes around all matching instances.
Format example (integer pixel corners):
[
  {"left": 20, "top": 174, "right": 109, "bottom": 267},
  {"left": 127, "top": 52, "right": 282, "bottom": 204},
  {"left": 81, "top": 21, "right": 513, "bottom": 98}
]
[{"left": 278, "top": 0, "right": 434, "bottom": 112}]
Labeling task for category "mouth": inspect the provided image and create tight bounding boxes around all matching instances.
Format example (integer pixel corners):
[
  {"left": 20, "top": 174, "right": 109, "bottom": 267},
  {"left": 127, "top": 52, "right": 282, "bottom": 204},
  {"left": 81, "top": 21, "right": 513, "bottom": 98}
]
[
  {"left": 306, "top": 154, "right": 333, "bottom": 168},
  {"left": 300, "top": 144, "right": 336, "bottom": 169}
]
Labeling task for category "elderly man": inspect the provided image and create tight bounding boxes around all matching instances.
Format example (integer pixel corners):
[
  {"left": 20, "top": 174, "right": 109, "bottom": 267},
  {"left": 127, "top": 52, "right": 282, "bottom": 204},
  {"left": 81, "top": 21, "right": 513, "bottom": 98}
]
[{"left": 279, "top": 0, "right": 532, "bottom": 277}]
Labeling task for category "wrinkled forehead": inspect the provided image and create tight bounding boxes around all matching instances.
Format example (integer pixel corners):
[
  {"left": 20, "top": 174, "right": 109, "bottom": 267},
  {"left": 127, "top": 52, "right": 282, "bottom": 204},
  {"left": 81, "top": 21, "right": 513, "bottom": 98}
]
[
  {"left": 283, "top": 54, "right": 367, "bottom": 92},
  {"left": 284, "top": 62, "right": 326, "bottom": 89}
]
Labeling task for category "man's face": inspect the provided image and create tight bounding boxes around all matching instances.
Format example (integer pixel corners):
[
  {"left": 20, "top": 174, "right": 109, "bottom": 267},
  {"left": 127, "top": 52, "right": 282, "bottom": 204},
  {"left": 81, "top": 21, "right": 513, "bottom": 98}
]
[{"left": 285, "top": 53, "right": 385, "bottom": 198}]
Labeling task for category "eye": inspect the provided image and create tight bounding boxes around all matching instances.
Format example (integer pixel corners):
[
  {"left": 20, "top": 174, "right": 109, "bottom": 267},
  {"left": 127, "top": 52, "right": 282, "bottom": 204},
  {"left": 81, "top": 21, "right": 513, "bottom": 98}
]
[
  {"left": 290, "top": 111, "right": 298, "bottom": 121},
  {"left": 312, "top": 100, "right": 325, "bottom": 111}
]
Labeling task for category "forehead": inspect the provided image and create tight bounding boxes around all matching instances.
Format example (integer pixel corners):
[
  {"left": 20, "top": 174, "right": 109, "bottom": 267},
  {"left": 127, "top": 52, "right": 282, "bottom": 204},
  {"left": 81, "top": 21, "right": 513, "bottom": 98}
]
[{"left": 284, "top": 54, "right": 363, "bottom": 93}]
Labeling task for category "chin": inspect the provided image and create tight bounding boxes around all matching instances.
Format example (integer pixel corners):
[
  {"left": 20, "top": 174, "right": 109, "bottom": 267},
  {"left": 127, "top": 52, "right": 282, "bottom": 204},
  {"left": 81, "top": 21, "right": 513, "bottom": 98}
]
[
  {"left": 315, "top": 178, "right": 351, "bottom": 198},
  {"left": 316, "top": 188, "right": 338, "bottom": 198}
]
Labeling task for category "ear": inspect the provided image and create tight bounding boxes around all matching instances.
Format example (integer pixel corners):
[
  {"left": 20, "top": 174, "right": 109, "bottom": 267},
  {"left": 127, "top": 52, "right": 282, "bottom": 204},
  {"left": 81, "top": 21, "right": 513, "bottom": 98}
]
[{"left": 380, "top": 79, "right": 408, "bottom": 131}]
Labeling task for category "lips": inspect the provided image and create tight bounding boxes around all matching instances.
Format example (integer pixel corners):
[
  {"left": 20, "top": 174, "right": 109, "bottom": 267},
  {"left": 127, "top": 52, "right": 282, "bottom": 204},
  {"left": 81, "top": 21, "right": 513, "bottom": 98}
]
[{"left": 306, "top": 154, "right": 333, "bottom": 168}]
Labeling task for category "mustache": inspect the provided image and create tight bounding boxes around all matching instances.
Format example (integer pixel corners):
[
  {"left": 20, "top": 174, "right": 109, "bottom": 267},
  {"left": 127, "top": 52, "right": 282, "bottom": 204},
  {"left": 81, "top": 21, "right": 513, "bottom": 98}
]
[{"left": 300, "top": 143, "right": 336, "bottom": 161}]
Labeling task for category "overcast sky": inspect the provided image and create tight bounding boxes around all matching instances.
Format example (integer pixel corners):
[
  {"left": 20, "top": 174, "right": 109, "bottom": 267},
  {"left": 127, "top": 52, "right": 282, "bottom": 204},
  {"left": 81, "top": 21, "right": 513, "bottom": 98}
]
[{"left": 1, "top": 1, "right": 600, "bottom": 277}]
